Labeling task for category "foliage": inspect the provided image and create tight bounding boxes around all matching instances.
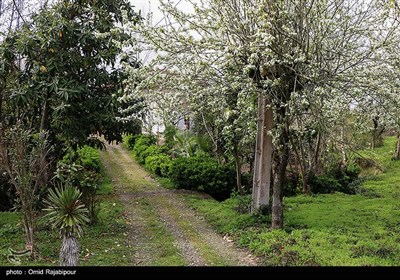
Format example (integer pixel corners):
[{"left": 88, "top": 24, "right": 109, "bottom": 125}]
[
  {"left": 132, "top": 135, "right": 157, "bottom": 164},
  {"left": 170, "top": 130, "right": 213, "bottom": 158},
  {"left": 163, "top": 125, "right": 178, "bottom": 149},
  {"left": 122, "top": 0, "right": 400, "bottom": 228},
  {"left": 44, "top": 186, "right": 89, "bottom": 237},
  {"left": 55, "top": 146, "right": 101, "bottom": 224},
  {"left": 0, "top": 0, "right": 141, "bottom": 164},
  {"left": 0, "top": 123, "right": 49, "bottom": 255},
  {"left": 123, "top": 134, "right": 139, "bottom": 151},
  {"left": 309, "top": 162, "right": 361, "bottom": 195},
  {"left": 145, "top": 154, "right": 172, "bottom": 177},
  {"left": 44, "top": 186, "right": 89, "bottom": 266},
  {"left": 169, "top": 155, "right": 236, "bottom": 201},
  {"left": 76, "top": 146, "right": 102, "bottom": 173},
  {"left": 0, "top": 160, "right": 131, "bottom": 266}
]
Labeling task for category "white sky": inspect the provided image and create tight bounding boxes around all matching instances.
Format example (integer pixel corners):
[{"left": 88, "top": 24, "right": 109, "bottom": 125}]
[
  {"left": 130, "top": 0, "right": 197, "bottom": 64},
  {"left": 131, "top": 0, "right": 196, "bottom": 26}
]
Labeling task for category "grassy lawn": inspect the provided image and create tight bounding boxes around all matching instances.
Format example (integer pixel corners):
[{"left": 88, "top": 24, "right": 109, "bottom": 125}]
[
  {"left": 0, "top": 169, "right": 132, "bottom": 266},
  {"left": 183, "top": 136, "right": 400, "bottom": 266}
]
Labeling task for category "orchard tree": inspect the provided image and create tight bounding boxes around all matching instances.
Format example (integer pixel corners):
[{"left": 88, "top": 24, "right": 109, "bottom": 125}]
[{"left": 123, "top": 0, "right": 400, "bottom": 229}]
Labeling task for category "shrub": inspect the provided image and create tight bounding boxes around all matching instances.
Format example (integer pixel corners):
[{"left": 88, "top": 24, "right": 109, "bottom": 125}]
[
  {"left": 123, "top": 134, "right": 139, "bottom": 151},
  {"left": 57, "top": 145, "right": 102, "bottom": 224},
  {"left": 309, "top": 163, "right": 361, "bottom": 194},
  {"left": 284, "top": 172, "right": 302, "bottom": 197},
  {"left": 132, "top": 135, "right": 157, "bottom": 164},
  {"left": 135, "top": 144, "right": 168, "bottom": 165},
  {"left": 76, "top": 146, "right": 101, "bottom": 172},
  {"left": 145, "top": 154, "right": 172, "bottom": 177},
  {"left": 169, "top": 155, "right": 235, "bottom": 201},
  {"left": 54, "top": 162, "right": 100, "bottom": 225},
  {"left": 309, "top": 175, "right": 340, "bottom": 194}
]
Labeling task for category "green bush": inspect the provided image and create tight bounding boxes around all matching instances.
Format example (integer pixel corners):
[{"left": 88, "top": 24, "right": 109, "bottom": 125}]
[
  {"left": 132, "top": 135, "right": 157, "bottom": 164},
  {"left": 57, "top": 145, "right": 102, "bottom": 224},
  {"left": 169, "top": 155, "right": 235, "bottom": 201},
  {"left": 309, "top": 175, "right": 340, "bottom": 194},
  {"left": 77, "top": 146, "right": 101, "bottom": 172},
  {"left": 123, "top": 134, "right": 139, "bottom": 151},
  {"left": 309, "top": 163, "right": 361, "bottom": 195},
  {"left": 145, "top": 154, "right": 172, "bottom": 177},
  {"left": 135, "top": 144, "right": 168, "bottom": 165}
]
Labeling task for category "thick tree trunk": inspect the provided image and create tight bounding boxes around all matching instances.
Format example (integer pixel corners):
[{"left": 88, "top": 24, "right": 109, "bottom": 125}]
[
  {"left": 271, "top": 90, "right": 290, "bottom": 229},
  {"left": 258, "top": 103, "right": 273, "bottom": 211},
  {"left": 251, "top": 94, "right": 273, "bottom": 213},
  {"left": 272, "top": 129, "right": 289, "bottom": 229},
  {"left": 60, "top": 234, "right": 79, "bottom": 266}
]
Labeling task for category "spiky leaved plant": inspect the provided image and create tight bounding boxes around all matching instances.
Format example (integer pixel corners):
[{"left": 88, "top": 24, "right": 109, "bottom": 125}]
[{"left": 44, "top": 186, "right": 89, "bottom": 266}]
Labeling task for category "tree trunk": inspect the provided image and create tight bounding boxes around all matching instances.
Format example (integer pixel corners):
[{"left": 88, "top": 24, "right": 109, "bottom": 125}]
[
  {"left": 272, "top": 134, "right": 289, "bottom": 229},
  {"left": 233, "top": 142, "right": 243, "bottom": 195},
  {"left": 271, "top": 93, "right": 290, "bottom": 229},
  {"left": 340, "top": 126, "right": 347, "bottom": 168},
  {"left": 60, "top": 234, "right": 79, "bottom": 266},
  {"left": 40, "top": 89, "right": 52, "bottom": 132},
  {"left": 393, "top": 132, "right": 400, "bottom": 160},
  {"left": 251, "top": 94, "right": 273, "bottom": 213},
  {"left": 251, "top": 93, "right": 264, "bottom": 212},
  {"left": 257, "top": 102, "right": 273, "bottom": 211}
]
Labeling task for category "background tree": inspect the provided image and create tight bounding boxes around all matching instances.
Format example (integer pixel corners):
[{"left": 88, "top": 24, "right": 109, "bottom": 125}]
[{"left": 124, "top": 0, "right": 400, "bottom": 229}]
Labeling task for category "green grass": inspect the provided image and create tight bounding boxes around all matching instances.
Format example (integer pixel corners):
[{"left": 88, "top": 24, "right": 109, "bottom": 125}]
[
  {"left": 97, "top": 163, "right": 114, "bottom": 195},
  {"left": 182, "top": 136, "right": 400, "bottom": 266},
  {"left": 136, "top": 198, "right": 186, "bottom": 266}
]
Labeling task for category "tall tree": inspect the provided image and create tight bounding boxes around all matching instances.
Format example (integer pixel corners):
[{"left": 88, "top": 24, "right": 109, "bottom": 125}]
[
  {"left": 0, "top": 0, "right": 141, "bottom": 158},
  {"left": 123, "top": 0, "right": 400, "bottom": 228}
]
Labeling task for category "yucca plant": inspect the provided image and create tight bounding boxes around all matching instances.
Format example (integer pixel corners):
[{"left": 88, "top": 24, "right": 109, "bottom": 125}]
[{"left": 44, "top": 186, "right": 89, "bottom": 266}]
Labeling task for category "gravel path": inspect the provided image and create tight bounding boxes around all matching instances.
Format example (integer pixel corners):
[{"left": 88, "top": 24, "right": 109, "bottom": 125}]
[{"left": 101, "top": 142, "right": 260, "bottom": 266}]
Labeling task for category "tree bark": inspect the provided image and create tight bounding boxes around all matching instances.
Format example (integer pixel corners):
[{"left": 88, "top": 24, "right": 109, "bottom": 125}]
[
  {"left": 60, "top": 234, "right": 79, "bottom": 266},
  {"left": 251, "top": 94, "right": 273, "bottom": 213},
  {"left": 40, "top": 87, "right": 53, "bottom": 132},
  {"left": 271, "top": 128, "right": 289, "bottom": 229},
  {"left": 251, "top": 93, "right": 264, "bottom": 212},
  {"left": 271, "top": 91, "right": 290, "bottom": 229},
  {"left": 393, "top": 132, "right": 400, "bottom": 160},
  {"left": 233, "top": 142, "right": 243, "bottom": 195},
  {"left": 257, "top": 102, "right": 273, "bottom": 212},
  {"left": 340, "top": 126, "right": 347, "bottom": 168}
]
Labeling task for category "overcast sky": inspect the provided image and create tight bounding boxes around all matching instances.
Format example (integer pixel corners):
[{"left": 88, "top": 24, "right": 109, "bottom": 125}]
[
  {"left": 132, "top": 0, "right": 196, "bottom": 25},
  {"left": 130, "top": 0, "right": 198, "bottom": 64}
]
